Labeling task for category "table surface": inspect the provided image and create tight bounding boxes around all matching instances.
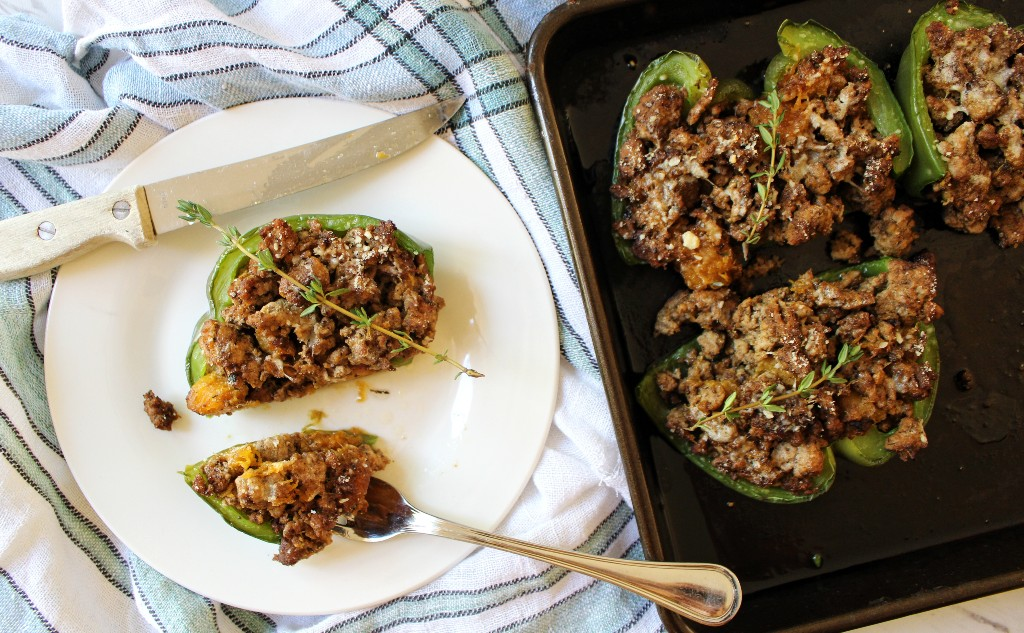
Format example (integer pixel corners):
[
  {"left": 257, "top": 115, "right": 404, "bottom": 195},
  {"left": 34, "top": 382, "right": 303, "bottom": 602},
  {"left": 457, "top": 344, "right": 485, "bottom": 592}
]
[{"left": 854, "top": 586, "right": 1024, "bottom": 632}]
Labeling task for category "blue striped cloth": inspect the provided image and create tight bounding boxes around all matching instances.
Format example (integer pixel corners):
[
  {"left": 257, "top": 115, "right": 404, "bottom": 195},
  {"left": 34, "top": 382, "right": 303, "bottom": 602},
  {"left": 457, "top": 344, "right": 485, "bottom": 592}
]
[{"left": 0, "top": 1, "right": 665, "bottom": 631}]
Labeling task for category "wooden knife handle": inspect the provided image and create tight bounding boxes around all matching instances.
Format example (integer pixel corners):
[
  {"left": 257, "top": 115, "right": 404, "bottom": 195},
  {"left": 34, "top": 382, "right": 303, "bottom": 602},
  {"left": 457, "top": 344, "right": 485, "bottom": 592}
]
[{"left": 0, "top": 186, "right": 156, "bottom": 281}]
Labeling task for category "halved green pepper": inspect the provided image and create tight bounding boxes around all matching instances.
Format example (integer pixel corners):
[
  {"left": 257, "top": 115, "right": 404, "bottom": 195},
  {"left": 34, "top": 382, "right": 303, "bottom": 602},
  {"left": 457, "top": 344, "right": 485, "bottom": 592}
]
[
  {"left": 610, "top": 52, "right": 753, "bottom": 265},
  {"left": 183, "top": 460, "right": 280, "bottom": 543},
  {"left": 636, "top": 258, "right": 941, "bottom": 500},
  {"left": 817, "top": 258, "right": 941, "bottom": 466},
  {"left": 764, "top": 19, "right": 915, "bottom": 176},
  {"left": 636, "top": 338, "right": 837, "bottom": 503},
  {"left": 182, "top": 428, "right": 378, "bottom": 543},
  {"left": 186, "top": 214, "right": 434, "bottom": 386},
  {"left": 894, "top": 1, "right": 1010, "bottom": 196},
  {"left": 612, "top": 22, "right": 914, "bottom": 266}
]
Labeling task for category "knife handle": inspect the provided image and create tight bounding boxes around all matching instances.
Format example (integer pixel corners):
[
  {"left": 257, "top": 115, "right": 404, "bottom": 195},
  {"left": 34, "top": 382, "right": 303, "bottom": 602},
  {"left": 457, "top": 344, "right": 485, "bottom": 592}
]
[{"left": 0, "top": 186, "right": 156, "bottom": 281}]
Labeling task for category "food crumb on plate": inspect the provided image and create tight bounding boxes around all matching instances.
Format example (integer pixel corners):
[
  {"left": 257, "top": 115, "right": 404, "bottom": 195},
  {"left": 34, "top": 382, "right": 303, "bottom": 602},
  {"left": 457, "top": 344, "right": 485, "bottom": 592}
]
[{"left": 142, "top": 390, "right": 179, "bottom": 431}]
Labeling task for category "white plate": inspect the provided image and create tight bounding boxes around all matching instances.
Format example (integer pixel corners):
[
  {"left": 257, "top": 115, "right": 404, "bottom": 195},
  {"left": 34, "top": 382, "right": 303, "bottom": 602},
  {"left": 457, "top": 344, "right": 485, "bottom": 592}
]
[{"left": 45, "top": 98, "right": 559, "bottom": 615}]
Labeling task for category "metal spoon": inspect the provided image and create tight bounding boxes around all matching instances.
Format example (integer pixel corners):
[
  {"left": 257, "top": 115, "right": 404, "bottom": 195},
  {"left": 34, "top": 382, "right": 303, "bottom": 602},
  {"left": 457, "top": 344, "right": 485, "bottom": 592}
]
[{"left": 334, "top": 478, "right": 742, "bottom": 626}]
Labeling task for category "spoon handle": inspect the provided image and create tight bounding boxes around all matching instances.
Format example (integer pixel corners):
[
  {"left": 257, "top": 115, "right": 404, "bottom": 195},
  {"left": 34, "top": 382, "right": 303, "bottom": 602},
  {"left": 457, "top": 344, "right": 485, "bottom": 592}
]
[{"left": 408, "top": 511, "right": 741, "bottom": 626}]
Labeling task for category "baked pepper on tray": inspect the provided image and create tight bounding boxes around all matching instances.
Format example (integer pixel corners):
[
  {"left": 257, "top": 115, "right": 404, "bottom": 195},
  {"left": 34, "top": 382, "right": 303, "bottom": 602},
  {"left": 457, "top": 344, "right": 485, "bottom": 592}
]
[
  {"left": 895, "top": 1, "right": 1024, "bottom": 246},
  {"left": 610, "top": 21, "right": 920, "bottom": 291},
  {"left": 637, "top": 257, "right": 942, "bottom": 502},
  {"left": 817, "top": 259, "right": 941, "bottom": 467},
  {"left": 609, "top": 50, "right": 717, "bottom": 267},
  {"left": 637, "top": 338, "right": 838, "bottom": 503},
  {"left": 764, "top": 19, "right": 914, "bottom": 176},
  {"left": 184, "top": 212, "right": 442, "bottom": 416}
]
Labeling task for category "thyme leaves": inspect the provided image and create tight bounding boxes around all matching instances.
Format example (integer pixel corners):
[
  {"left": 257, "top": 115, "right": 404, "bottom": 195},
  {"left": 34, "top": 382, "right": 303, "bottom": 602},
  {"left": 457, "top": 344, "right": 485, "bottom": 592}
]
[
  {"left": 689, "top": 342, "right": 863, "bottom": 430},
  {"left": 742, "top": 89, "right": 788, "bottom": 258}
]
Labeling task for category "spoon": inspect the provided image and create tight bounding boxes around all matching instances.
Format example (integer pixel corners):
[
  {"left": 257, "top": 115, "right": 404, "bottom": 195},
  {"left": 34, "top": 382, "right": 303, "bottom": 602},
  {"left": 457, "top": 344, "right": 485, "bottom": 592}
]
[{"left": 334, "top": 478, "right": 742, "bottom": 626}]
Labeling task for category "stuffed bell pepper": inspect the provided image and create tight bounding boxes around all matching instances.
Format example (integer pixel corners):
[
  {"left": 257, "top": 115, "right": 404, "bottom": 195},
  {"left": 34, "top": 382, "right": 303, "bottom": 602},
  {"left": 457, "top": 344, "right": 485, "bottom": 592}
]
[
  {"left": 610, "top": 20, "right": 919, "bottom": 291},
  {"left": 184, "top": 428, "right": 388, "bottom": 564},
  {"left": 183, "top": 209, "right": 443, "bottom": 416},
  {"left": 895, "top": 0, "right": 1024, "bottom": 247},
  {"left": 640, "top": 256, "right": 942, "bottom": 502}
]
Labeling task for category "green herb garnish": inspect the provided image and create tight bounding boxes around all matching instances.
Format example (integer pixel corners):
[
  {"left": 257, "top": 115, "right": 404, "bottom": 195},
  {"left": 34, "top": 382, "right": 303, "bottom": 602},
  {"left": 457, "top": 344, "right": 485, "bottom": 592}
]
[
  {"left": 692, "top": 342, "right": 863, "bottom": 430},
  {"left": 742, "top": 89, "right": 788, "bottom": 258}
]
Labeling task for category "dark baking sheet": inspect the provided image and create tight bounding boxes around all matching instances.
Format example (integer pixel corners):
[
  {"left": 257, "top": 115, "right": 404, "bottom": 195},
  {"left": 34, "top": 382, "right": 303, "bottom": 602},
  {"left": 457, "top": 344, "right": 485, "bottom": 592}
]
[{"left": 526, "top": 0, "right": 1024, "bottom": 631}]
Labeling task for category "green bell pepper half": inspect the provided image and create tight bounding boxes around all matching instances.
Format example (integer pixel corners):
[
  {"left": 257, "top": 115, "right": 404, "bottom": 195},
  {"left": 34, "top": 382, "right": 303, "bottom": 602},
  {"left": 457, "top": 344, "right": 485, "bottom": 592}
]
[
  {"left": 636, "top": 257, "right": 941, "bottom": 499},
  {"left": 611, "top": 52, "right": 751, "bottom": 265},
  {"left": 636, "top": 339, "right": 837, "bottom": 503},
  {"left": 894, "top": 1, "right": 1009, "bottom": 196},
  {"left": 182, "top": 429, "right": 378, "bottom": 543},
  {"left": 186, "top": 214, "right": 434, "bottom": 386},
  {"left": 764, "top": 19, "right": 914, "bottom": 177},
  {"left": 183, "top": 460, "right": 280, "bottom": 543},
  {"left": 817, "top": 258, "right": 941, "bottom": 466}
]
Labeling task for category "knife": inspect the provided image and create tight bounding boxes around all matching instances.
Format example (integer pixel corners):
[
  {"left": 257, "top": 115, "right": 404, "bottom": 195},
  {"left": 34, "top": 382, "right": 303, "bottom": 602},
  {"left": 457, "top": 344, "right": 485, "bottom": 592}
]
[{"left": 0, "top": 97, "right": 465, "bottom": 281}]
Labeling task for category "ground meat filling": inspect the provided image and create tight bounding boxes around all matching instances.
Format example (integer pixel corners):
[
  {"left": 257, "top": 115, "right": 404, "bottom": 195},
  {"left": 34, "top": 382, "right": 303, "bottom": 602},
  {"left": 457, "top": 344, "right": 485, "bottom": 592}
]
[
  {"left": 191, "top": 429, "right": 389, "bottom": 565},
  {"left": 142, "top": 390, "right": 179, "bottom": 430},
  {"left": 923, "top": 20, "right": 1024, "bottom": 247},
  {"left": 186, "top": 219, "right": 443, "bottom": 416},
  {"left": 653, "top": 257, "right": 942, "bottom": 493},
  {"left": 611, "top": 46, "right": 918, "bottom": 290}
]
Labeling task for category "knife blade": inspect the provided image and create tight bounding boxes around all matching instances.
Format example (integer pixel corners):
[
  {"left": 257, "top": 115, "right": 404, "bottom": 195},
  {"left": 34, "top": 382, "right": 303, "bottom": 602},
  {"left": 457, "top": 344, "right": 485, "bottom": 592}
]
[{"left": 0, "top": 96, "right": 465, "bottom": 281}]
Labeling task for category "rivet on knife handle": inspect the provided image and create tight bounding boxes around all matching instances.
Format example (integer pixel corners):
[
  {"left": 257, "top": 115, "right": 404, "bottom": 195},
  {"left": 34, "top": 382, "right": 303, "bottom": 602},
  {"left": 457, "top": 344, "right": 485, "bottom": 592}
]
[{"left": 0, "top": 186, "right": 156, "bottom": 281}]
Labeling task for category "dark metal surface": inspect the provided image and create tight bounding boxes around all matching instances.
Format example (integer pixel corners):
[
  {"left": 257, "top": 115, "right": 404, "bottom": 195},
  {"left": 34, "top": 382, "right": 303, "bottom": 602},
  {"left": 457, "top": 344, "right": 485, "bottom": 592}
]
[{"left": 526, "top": 1, "right": 1024, "bottom": 631}]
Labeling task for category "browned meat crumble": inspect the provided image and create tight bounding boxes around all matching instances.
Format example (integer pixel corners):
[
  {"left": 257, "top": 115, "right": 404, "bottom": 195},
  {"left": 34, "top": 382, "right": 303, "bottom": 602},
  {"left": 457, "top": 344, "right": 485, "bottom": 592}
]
[
  {"left": 191, "top": 429, "right": 389, "bottom": 565},
  {"left": 611, "top": 46, "right": 919, "bottom": 290},
  {"left": 186, "top": 218, "right": 443, "bottom": 416},
  {"left": 652, "top": 256, "right": 943, "bottom": 493},
  {"left": 829, "top": 229, "right": 864, "bottom": 263},
  {"left": 142, "top": 390, "right": 179, "bottom": 430},
  {"left": 923, "top": 20, "right": 1024, "bottom": 246}
]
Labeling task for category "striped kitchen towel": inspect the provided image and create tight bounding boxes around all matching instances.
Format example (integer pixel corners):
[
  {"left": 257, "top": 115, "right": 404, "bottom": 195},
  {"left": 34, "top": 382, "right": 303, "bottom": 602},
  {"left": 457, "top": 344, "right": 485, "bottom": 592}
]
[{"left": 0, "top": 1, "right": 664, "bottom": 631}]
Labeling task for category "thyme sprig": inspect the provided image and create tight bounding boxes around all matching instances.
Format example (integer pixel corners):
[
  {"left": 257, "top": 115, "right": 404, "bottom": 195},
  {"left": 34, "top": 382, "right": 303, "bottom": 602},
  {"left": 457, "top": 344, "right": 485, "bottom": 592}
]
[
  {"left": 178, "top": 201, "right": 483, "bottom": 379},
  {"left": 742, "top": 89, "right": 788, "bottom": 259},
  {"left": 297, "top": 278, "right": 350, "bottom": 317},
  {"left": 689, "top": 343, "right": 863, "bottom": 431}
]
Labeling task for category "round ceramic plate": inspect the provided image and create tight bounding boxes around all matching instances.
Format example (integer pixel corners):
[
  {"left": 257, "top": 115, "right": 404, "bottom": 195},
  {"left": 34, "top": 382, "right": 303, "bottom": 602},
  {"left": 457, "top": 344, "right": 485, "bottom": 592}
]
[{"left": 45, "top": 98, "right": 559, "bottom": 615}]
